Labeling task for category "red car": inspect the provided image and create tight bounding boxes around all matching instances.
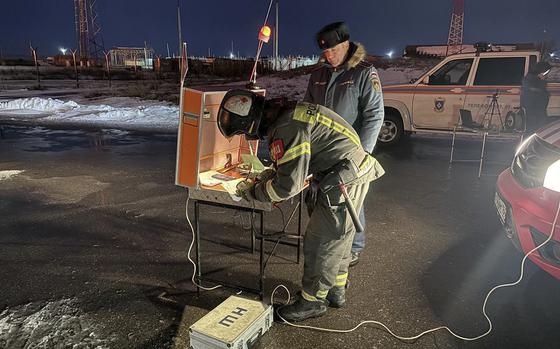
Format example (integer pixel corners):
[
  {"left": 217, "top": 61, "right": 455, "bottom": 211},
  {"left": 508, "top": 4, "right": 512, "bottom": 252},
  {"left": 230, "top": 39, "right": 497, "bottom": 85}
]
[{"left": 495, "top": 120, "right": 560, "bottom": 279}]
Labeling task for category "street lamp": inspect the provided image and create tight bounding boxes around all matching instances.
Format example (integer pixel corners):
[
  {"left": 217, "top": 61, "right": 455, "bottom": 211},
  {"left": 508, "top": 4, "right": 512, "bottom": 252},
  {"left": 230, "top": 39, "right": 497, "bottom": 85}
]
[
  {"left": 387, "top": 50, "right": 394, "bottom": 58},
  {"left": 59, "top": 48, "right": 67, "bottom": 55}
]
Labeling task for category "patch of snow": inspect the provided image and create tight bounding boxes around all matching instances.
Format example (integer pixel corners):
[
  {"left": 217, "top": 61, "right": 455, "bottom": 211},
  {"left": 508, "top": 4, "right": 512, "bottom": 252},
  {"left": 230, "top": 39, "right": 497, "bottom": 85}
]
[
  {"left": 0, "top": 170, "right": 24, "bottom": 181},
  {"left": 252, "top": 67, "right": 426, "bottom": 100},
  {"left": 0, "top": 298, "right": 115, "bottom": 349},
  {"left": 0, "top": 97, "right": 79, "bottom": 113},
  {"left": 255, "top": 74, "right": 311, "bottom": 100},
  {"left": 380, "top": 67, "right": 426, "bottom": 85}
]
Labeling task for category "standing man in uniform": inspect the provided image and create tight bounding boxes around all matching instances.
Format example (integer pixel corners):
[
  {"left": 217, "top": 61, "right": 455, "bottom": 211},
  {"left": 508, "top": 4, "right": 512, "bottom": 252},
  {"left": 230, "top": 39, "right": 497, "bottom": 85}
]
[
  {"left": 521, "top": 61, "right": 552, "bottom": 132},
  {"left": 216, "top": 89, "right": 384, "bottom": 321},
  {"left": 304, "top": 22, "right": 385, "bottom": 267}
]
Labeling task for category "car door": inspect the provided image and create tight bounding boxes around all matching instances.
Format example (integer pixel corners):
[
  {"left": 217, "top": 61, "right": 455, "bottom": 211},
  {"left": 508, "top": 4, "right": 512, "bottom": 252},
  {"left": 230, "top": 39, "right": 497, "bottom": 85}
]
[
  {"left": 463, "top": 56, "right": 527, "bottom": 128},
  {"left": 412, "top": 58, "right": 473, "bottom": 129}
]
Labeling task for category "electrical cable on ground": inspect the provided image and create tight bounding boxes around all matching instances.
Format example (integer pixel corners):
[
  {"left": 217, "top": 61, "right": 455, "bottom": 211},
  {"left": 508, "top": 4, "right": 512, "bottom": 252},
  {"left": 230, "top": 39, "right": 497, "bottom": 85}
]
[
  {"left": 185, "top": 180, "right": 560, "bottom": 343},
  {"left": 271, "top": 199, "right": 560, "bottom": 342}
]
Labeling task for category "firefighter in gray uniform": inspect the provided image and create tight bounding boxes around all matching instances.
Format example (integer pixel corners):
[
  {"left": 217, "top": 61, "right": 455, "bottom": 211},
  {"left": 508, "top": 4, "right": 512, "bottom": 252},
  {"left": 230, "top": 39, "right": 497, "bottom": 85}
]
[{"left": 217, "top": 89, "right": 384, "bottom": 322}]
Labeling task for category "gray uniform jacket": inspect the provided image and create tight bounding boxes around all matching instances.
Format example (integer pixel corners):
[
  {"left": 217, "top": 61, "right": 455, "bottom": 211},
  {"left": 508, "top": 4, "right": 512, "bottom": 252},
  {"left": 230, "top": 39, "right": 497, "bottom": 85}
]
[
  {"left": 253, "top": 102, "right": 384, "bottom": 203},
  {"left": 304, "top": 42, "right": 384, "bottom": 153}
]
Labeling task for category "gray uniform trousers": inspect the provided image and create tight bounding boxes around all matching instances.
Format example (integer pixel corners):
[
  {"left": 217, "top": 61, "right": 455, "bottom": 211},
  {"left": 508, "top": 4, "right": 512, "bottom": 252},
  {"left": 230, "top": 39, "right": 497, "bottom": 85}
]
[{"left": 302, "top": 179, "right": 370, "bottom": 300}]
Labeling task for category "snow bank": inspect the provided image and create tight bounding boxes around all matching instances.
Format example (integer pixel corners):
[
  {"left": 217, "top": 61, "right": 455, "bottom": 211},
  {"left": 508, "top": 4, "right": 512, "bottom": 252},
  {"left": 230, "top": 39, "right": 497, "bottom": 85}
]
[
  {"left": 0, "top": 97, "right": 180, "bottom": 131},
  {"left": 0, "top": 97, "right": 78, "bottom": 112}
]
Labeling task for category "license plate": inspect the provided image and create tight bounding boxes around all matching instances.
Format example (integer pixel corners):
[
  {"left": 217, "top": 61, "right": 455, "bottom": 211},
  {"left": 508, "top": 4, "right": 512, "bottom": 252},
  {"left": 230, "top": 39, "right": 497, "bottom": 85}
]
[{"left": 494, "top": 192, "right": 507, "bottom": 225}]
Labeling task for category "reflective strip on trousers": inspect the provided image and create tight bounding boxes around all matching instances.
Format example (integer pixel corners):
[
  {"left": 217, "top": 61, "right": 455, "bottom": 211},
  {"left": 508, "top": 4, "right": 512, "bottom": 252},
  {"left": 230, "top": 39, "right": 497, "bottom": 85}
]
[
  {"left": 335, "top": 273, "right": 348, "bottom": 286},
  {"left": 301, "top": 290, "right": 318, "bottom": 302}
]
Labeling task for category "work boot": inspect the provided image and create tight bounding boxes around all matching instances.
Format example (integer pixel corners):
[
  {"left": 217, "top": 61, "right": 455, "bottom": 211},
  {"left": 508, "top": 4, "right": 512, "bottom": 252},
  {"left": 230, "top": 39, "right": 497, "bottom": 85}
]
[
  {"left": 349, "top": 252, "right": 360, "bottom": 267},
  {"left": 277, "top": 295, "right": 328, "bottom": 322},
  {"left": 326, "top": 286, "right": 346, "bottom": 308}
]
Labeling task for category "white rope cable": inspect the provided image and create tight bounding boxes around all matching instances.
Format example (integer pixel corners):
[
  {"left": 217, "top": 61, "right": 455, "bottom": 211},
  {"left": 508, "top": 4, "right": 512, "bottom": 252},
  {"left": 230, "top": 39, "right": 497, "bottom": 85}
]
[
  {"left": 262, "top": 0, "right": 275, "bottom": 28},
  {"left": 271, "top": 199, "right": 560, "bottom": 342},
  {"left": 183, "top": 176, "right": 560, "bottom": 342},
  {"left": 186, "top": 191, "right": 222, "bottom": 291}
]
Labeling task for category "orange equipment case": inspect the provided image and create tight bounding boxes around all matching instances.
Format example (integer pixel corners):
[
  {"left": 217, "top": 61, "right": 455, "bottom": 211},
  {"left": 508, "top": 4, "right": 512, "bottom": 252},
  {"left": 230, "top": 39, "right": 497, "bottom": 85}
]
[{"left": 175, "top": 85, "right": 264, "bottom": 189}]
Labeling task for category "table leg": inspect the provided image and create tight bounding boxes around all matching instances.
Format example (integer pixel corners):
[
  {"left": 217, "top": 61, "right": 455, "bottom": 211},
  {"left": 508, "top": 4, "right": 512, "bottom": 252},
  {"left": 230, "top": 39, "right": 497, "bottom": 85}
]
[
  {"left": 259, "top": 211, "right": 264, "bottom": 300},
  {"left": 251, "top": 211, "right": 256, "bottom": 254}
]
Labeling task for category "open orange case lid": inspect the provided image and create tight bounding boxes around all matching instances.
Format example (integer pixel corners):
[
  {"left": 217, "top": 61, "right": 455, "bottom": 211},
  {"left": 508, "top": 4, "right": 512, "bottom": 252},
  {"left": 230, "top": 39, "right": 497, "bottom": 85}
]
[{"left": 175, "top": 85, "right": 265, "bottom": 189}]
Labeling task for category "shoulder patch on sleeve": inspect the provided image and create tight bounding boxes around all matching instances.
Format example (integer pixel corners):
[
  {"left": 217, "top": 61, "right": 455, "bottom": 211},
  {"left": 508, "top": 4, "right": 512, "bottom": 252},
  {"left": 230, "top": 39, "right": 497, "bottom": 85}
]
[
  {"left": 358, "top": 60, "right": 374, "bottom": 69},
  {"left": 369, "top": 70, "right": 382, "bottom": 92},
  {"left": 269, "top": 139, "right": 285, "bottom": 162}
]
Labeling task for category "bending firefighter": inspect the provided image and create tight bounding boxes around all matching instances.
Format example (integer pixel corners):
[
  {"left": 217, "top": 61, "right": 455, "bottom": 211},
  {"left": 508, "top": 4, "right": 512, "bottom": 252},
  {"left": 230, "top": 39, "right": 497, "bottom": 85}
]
[{"left": 217, "top": 89, "right": 384, "bottom": 322}]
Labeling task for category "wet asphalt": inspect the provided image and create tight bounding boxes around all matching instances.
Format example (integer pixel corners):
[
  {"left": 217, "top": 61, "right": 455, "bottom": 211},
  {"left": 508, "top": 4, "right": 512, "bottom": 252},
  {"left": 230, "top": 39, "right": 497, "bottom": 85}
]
[{"left": 1, "top": 124, "right": 560, "bottom": 349}]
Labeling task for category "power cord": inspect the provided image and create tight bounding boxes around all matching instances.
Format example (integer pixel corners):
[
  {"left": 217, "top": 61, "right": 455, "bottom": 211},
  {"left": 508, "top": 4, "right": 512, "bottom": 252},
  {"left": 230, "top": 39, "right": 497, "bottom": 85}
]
[
  {"left": 184, "top": 187, "right": 560, "bottom": 343},
  {"left": 271, "top": 198, "right": 560, "bottom": 342},
  {"left": 185, "top": 190, "right": 222, "bottom": 291}
]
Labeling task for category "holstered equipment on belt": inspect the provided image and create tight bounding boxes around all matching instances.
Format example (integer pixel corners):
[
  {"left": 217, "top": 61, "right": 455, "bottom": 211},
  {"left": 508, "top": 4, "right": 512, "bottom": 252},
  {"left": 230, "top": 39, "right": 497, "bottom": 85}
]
[
  {"left": 305, "top": 158, "right": 364, "bottom": 232},
  {"left": 305, "top": 180, "right": 320, "bottom": 217}
]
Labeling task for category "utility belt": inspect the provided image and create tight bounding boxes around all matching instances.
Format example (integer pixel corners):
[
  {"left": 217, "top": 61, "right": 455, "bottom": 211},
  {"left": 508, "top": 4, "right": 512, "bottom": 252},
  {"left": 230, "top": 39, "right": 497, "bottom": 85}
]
[
  {"left": 315, "top": 152, "right": 375, "bottom": 193},
  {"left": 305, "top": 152, "right": 382, "bottom": 230}
]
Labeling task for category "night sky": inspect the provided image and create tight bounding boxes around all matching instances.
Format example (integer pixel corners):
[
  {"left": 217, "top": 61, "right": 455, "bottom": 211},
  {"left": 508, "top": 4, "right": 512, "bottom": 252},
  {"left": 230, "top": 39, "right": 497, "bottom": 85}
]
[{"left": 1, "top": 0, "right": 559, "bottom": 58}]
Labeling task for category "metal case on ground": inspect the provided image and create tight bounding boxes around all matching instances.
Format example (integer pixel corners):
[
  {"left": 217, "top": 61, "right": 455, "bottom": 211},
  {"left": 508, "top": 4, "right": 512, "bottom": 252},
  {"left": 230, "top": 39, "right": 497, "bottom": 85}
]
[{"left": 189, "top": 296, "right": 273, "bottom": 349}]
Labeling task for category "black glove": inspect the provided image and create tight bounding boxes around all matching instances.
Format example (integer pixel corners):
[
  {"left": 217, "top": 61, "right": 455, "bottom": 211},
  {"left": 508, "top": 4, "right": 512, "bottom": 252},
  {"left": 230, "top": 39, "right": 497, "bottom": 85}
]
[
  {"left": 236, "top": 180, "right": 256, "bottom": 201},
  {"left": 256, "top": 168, "right": 276, "bottom": 183}
]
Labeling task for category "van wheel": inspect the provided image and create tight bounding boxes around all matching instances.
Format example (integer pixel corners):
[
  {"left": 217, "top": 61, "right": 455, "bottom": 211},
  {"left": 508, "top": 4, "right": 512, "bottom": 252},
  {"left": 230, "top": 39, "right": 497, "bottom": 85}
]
[{"left": 378, "top": 113, "right": 403, "bottom": 146}]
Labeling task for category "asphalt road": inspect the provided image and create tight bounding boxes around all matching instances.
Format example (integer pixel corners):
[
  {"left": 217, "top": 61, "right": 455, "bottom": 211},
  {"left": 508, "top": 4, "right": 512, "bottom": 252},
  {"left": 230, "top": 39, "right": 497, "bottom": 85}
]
[{"left": 1, "top": 125, "right": 560, "bottom": 349}]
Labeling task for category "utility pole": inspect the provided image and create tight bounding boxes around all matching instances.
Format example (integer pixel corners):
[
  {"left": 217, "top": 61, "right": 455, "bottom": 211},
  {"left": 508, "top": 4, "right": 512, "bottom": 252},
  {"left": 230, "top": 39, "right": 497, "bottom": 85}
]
[
  {"left": 70, "top": 49, "right": 79, "bottom": 88},
  {"left": 177, "top": 0, "right": 183, "bottom": 58},
  {"left": 103, "top": 51, "right": 111, "bottom": 88},
  {"left": 274, "top": 0, "right": 279, "bottom": 70},
  {"left": 166, "top": 43, "right": 171, "bottom": 58},
  {"left": 29, "top": 44, "right": 41, "bottom": 88},
  {"left": 144, "top": 41, "right": 148, "bottom": 68}
]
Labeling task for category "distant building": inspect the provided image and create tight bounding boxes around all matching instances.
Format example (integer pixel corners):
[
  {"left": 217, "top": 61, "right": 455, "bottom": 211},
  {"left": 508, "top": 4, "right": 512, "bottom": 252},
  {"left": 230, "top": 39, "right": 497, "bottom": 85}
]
[
  {"left": 109, "top": 47, "right": 154, "bottom": 69},
  {"left": 52, "top": 55, "right": 74, "bottom": 67},
  {"left": 404, "top": 43, "right": 537, "bottom": 58}
]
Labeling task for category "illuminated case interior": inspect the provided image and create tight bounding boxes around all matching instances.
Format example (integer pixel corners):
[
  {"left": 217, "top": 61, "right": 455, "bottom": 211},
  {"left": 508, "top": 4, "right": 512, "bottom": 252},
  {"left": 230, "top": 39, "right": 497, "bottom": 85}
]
[{"left": 175, "top": 86, "right": 265, "bottom": 189}]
